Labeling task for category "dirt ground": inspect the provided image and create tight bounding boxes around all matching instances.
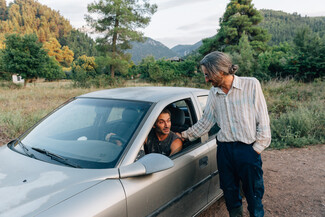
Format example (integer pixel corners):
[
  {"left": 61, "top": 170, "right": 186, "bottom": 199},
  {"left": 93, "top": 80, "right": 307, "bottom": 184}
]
[
  {"left": 200, "top": 144, "right": 325, "bottom": 217},
  {"left": 0, "top": 130, "right": 324, "bottom": 217}
]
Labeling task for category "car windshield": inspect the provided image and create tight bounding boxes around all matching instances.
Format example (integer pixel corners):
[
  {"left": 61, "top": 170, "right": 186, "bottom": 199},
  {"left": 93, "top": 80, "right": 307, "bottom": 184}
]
[{"left": 17, "top": 98, "right": 151, "bottom": 169}]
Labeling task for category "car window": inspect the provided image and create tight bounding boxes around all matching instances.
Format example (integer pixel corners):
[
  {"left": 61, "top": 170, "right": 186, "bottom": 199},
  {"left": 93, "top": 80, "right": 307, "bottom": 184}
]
[
  {"left": 19, "top": 98, "right": 151, "bottom": 169},
  {"left": 138, "top": 98, "right": 199, "bottom": 160},
  {"left": 106, "top": 107, "right": 123, "bottom": 122}
]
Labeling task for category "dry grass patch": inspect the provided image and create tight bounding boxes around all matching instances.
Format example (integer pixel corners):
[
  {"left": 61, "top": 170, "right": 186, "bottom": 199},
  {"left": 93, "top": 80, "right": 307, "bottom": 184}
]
[{"left": 0, "top": 81, "right": 102, "bottom": 139}]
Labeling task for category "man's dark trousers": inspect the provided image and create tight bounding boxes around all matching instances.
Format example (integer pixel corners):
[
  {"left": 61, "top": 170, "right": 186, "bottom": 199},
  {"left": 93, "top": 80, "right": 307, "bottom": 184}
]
[{"left": 217, "top": 141, "right": 264, "bottom": 217}]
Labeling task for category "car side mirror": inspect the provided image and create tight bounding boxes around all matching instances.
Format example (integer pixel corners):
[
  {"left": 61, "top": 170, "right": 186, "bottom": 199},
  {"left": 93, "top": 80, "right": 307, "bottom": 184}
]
[{"left": 119, "top": 153, "right": 174, "bottom": 178}]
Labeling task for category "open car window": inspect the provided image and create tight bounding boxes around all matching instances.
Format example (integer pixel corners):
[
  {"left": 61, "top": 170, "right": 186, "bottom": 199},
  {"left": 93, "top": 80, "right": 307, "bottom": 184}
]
[{"left": 137, "top": 98, "right": 200, "bottom": 160}]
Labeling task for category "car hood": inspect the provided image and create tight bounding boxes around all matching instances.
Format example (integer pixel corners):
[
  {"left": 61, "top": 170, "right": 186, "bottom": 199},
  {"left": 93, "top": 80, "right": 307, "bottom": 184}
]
[{"left": 0, "top": 145, "right": 120, "bottom": 216}]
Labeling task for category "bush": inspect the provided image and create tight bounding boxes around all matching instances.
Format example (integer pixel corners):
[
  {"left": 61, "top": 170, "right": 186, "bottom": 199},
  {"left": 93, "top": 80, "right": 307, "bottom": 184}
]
[
  {"left": 265, "top": 79, "right": 325, "bottom": 149},
  {"left": 270, "top": 103, "right": 325, "bottom": 149},
  {"left": 89, "top": 74, "right": 125, "bottom": 88}
]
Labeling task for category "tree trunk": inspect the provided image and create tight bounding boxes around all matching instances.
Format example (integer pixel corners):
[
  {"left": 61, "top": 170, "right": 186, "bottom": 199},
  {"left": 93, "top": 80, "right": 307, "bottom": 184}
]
[
  {"left": 110, "top": 13, "right": 119, "bottom": 78},
  {"left": 110, "top": 65, "right": 115, "bottom": 78}
]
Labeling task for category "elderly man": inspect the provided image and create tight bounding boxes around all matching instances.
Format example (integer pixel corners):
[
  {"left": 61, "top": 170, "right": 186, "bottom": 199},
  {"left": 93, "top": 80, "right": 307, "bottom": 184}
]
[
  {"left": 144, "top": 109, "right": 183, "bottom": 156},
  {"left": 177, "top": 51, "right": 271, "bottom": 217}
]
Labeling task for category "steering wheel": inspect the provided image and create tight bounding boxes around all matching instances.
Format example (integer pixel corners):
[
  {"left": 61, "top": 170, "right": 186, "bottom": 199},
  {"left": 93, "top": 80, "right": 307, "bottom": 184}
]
[{"left": 107, "top": 134, "right": 127, "bottom": 146}]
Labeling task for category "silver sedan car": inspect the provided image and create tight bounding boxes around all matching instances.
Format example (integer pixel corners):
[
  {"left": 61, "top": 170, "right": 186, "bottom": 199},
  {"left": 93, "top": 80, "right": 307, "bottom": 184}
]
[{"left": 0, "top": 87, "right": 223, "bottom": 217}]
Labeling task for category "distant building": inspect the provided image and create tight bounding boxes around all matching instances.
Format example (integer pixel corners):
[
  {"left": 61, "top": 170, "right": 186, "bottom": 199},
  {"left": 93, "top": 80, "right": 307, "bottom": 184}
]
[
  {"left": 166, "top": 57, "right": 184, "bottom": 62},
  {"left": 12, "top": 74, "right": 24, "bottom": 84}
]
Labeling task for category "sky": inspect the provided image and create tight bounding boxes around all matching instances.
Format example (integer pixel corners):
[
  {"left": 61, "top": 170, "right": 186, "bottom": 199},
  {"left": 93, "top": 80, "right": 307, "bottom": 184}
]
[{"left": 17, "top": 0, "right": 325, "bottom": 48}]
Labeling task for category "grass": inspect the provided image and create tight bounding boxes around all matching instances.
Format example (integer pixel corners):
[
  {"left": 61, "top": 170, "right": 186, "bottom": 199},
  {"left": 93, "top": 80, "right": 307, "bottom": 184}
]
[
  {"left": 0, "top": 80, "right": 101, "bottom": 139},
  {"left": 0, "top": 78, "right": 324, "bottom": 149},
  {"left": 263, "top": 79, "right": 325, "bottom": 149}
]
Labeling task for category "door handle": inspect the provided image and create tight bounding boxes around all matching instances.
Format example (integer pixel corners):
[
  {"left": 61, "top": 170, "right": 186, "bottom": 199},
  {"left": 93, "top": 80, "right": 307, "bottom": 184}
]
[{"left": 199, "top": 156, "right": 208, "bottom": 168}]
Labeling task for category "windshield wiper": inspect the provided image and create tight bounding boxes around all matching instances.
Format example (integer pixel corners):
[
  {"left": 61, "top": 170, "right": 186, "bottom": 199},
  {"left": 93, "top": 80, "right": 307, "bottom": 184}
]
[
  {"left": 16, "top": 139, "right": 36, "bottom": 159},
  {"left": 31, "top": 147, "right": 81, "bottom": 168}
]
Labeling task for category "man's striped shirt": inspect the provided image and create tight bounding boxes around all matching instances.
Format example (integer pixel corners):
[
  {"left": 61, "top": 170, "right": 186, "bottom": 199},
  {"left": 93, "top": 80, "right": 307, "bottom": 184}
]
[{"left": 182, "top": 75, "right": 271, "bottom": 153}]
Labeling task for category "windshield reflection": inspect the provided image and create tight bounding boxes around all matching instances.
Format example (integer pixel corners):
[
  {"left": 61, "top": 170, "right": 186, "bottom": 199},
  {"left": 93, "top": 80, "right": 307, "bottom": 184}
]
[{"left": 18, "top": 98, "right": 151, "bottom": 169}]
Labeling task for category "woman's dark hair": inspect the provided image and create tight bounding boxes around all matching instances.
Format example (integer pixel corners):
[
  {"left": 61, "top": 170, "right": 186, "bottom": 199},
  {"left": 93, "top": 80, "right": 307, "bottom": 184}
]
[{"left": 200, "top": 51, "right": 238, "bottom": 76}]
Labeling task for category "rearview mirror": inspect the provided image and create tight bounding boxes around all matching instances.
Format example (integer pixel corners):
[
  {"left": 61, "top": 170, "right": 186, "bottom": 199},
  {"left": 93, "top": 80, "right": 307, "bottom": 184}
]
[{"left": 119, "top": 153, "right": 174, "bottom": 178}]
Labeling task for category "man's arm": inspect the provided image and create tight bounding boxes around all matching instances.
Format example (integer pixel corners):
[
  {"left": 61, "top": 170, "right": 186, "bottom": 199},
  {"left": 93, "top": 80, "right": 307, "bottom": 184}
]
[
  {"left": 181, "top": 90, "right": 217, "bottom": 141},
  {"left": 169, "top": 139, "right": 183, "bottom": 156},
  {"left": 253, "top": 79, "right": 271, "bottom": 154}
]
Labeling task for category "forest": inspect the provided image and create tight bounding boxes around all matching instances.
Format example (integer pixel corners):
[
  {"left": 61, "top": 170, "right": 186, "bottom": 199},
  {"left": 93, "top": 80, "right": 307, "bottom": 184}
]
[{"left": 0, "top": 0, "right": 324, "bottom": 85}]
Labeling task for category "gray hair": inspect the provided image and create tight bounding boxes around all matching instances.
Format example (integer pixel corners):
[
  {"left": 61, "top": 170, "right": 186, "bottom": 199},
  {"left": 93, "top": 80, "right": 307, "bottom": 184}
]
[{"left": 200, "top": 51, "right": 238, "bottom": 76}]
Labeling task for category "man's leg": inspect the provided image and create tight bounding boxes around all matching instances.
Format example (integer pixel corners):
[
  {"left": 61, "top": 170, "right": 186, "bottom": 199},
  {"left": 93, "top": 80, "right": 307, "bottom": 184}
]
[
  {"left": 235, "top": 143, "right": 264, "bottom": 217},
  {"left": 217, "top": 142, "right": 243, "bottom": 216}
]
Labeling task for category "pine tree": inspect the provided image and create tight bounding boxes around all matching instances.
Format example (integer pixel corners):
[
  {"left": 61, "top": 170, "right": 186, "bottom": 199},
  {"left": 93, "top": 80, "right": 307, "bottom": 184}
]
[
  {"left": 85, "top": 0, "right": 157, "bottom": 77},
  {"left": 231, "top": 33, "right": 255, "bottom": 76},
  {"left": 199, "top": 0, "right": 270, "bottom": 56}
]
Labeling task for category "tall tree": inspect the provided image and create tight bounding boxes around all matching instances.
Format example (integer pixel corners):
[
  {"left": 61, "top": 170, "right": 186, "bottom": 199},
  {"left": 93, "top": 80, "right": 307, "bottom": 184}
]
[
  {"left": 2, "top": 33, "right": 48, "bottom": 86},
  {"left": 199, "top": 0, "right": 270, "bottom": 56},
  {"left": 85, "top": 0, "right": 157, "bottom": 77}
]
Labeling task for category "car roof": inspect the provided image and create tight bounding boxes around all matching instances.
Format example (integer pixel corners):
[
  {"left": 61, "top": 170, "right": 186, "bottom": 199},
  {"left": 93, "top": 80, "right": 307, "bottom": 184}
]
[{"left": 78, "top": 86, "right": 209, "bottom": 103}]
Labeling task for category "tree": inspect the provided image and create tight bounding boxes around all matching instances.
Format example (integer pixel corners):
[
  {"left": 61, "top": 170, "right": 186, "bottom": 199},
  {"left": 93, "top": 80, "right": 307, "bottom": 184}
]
[
  {"left": 43, "top": 37, "right": 63, "bottom": 63},
  {"left": 199, "top": 0, "right": 270, "bottom": 56},
  {"left": 71, "top": 55, "right": 97, "bottom": 86},
  {"left": 2, "top": 33, "right": 48, "bottom": 86},
  {"left": 287, "top": 27, "right": 325, "bottom": 81},
  {"left": 43, "top": 37, "right": 74, "bottom": 67},
  {"left": 61, "top": 45, "right": 74, "bottom": 67},
  {"left": 231, "top": 33, "right": 255, "bottom": 77},
  {"left": 85, "top": 0, "right": 157, "bottom": 77},
  {"left": 43, "top": 56, "right": 65, "bottom": 81},
  {"left": 60, "top": 29, "right": 98, "bottom": 59}
]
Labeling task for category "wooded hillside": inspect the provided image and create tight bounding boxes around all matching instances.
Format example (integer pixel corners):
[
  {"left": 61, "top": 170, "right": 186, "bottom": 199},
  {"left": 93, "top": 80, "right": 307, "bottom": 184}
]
[
  {"left": 0, "top": 0, "right": 71, "bottom": 45},
  {"left": 0, "top": 0, "right": 96, "bottom": 58},
  {"left": 259, "top": 9, "right": 325, "bottom": 45}
]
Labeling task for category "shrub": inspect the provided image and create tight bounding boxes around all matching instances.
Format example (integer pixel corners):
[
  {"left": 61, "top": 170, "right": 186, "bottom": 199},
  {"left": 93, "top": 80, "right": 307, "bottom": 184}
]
[{"left": 270, "top": 103, "right": 325, "bottom": 149}]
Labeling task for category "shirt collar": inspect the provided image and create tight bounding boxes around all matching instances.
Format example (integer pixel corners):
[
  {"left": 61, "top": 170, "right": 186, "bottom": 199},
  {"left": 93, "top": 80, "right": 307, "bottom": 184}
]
[
  {"left": 212, "top": 75, "right": 242, "bottom": 94},
  {"left": 232, "top": 75, "right": 242, "bottom": 90}
]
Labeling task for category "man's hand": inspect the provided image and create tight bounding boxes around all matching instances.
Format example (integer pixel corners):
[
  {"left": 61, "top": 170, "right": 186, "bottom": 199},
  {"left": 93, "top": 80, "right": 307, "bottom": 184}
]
[
  {"left": 175, "top": 132, "right": 185, "bottom": 142},
  {"left": 105, "top": 133, "right": 122, "bottom": 146},
  {"left": 105, "top": 132, "right": 116, "bottom": 141}
]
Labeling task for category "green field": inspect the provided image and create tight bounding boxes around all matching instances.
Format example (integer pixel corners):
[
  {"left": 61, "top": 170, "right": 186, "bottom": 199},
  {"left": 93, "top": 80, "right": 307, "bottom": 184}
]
[{"left": 0, "top": 79, "right": 324, "bottom": 149}]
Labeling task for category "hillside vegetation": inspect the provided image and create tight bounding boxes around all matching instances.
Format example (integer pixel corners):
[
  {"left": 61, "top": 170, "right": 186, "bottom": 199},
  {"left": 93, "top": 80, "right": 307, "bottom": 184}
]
[
  {"left": 0, "top": 0, "right": 71, "bottom": 45},
  {"left": 259, "top": 9, "right": 325, "bottom": 45},
  {"left": 0, "top": 0, "right": 97, "bottom": 58}
]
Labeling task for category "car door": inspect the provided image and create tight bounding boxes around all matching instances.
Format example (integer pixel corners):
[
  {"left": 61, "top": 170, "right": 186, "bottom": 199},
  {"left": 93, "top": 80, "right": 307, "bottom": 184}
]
[
  {"left": 195, "top": 94, "right": 223, "bottom": 204},
  {"left": 119, "top": 96, "right": 212, "bottom": 217}
]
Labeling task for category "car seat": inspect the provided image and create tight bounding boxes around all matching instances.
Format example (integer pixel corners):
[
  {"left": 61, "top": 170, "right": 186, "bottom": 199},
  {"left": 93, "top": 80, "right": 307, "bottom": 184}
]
[
  {"left": 168, "top": 106, "right": 188, "bottom": 133},
  {"left": 113, "top": 107, "right": 140, "bottom": 142}
]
